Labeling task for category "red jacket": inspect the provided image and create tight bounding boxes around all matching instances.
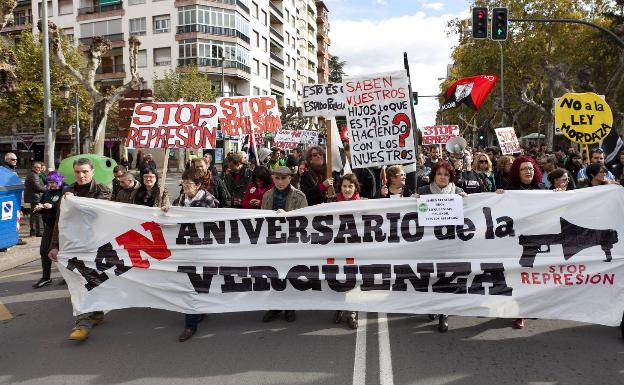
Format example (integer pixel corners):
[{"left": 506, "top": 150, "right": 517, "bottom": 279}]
[{"left": 242, "top": 182, "right": 274, "bottom": 209}]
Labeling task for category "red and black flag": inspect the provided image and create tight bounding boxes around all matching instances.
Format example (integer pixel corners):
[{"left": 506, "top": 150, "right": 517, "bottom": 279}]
[{"left": 440, "top": 75, "right": 499, "bottom": 112}]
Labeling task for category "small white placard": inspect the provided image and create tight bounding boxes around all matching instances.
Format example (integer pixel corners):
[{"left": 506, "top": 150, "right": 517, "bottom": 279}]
[
  {"left": 417, "top": 194, "right": 464, "bottom": 226},
  {"left": 2, "top": 201, "right": 13, "bottom": 221}
]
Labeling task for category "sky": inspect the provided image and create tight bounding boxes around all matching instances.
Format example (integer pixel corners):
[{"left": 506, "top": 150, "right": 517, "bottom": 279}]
[{"left": 326, "top": 0, "right": 471, "bottom": 128}]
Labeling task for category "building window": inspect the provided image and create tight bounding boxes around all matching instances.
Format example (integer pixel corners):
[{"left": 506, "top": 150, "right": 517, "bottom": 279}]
[
  {"left": 285, "top": 76, "right": 290, "bottom": 89},
  {"left": 292, "top": 79, "right": 296, "bottom": 90},
  {"left": 285, "top": 54, "right": 290, "bottom": 66},
  {"left": 138, "top": 50, "right": 147, "bottom": 68},
  {"left": 261, "top": 10, "right": 267, "bottom": 26},
  {"left": 262, "top": 63, "right": 268, "bottom": 79},
  {"left": 129, "top": 17, "right": 147, "bottom": 36},
  {"left": 262, "top": 90, "right": 268, "bottom": 95},
  {"left": 62, "top": 27, "right": 74, "bottom": 43},
  {"left": 80, "top": 18, "right": 122, "bottom": 38},
  {"left": 38, "top": 1, "right": 53, "bottom": 17},
  {"left": 154, "top": 47, "right": 171, "bottom": 66},
  {"left": 253, "top": 59, "right": 259, "bottom": 75},
  {"left": 58, "top": 0, "right": 73, "bottom": 15},
  {"left": 253, "top": 86, "right": 260, "bottom": 95},
  {"left": 129, "top": 0, "right": 146, "bottom": 5},
  {"left": 177, "top": 5, "right": 250, "bottom": 41},
  {"left": 153, "top": 15, "right": 170, "bottom": 34},
  {"left": 252, "top": 1, "right": 258, "bottom": 18},
  {"left": 262, "top": 37, "right": 267, "bottom": 52},
  {"left": 253, "top": 30, "right": 259, "bottom": 47},
  {"left": 178, "top": 39, "right": 250, "bottom": 71}
]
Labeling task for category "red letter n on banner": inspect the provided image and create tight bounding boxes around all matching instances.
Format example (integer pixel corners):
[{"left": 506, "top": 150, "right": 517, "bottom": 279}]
[{"left": 115, "top": 222, "right": 171, "bottom": 269}]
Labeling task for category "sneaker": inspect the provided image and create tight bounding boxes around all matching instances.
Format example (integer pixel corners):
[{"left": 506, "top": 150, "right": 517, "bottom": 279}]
[
  {"left": 438, "top": 315, "right": 449, "bottom": 333},
  {"left": 513, "top": 318, "right": 525, "bottom": 329},
  {"left": 32, "top": 278, "right": 52, "bottom": 289},
  {"left": 347, "top": 312, "right": 358, "bottom": 329},
  {"left": 333, "top": 310, "right": 343, "bottom": 323},
  {"left": 17, "top": 239, "right": 26, "bottom": 246},
  {"left": 68, "top": 327, "right": 90, "bottom": 342}
]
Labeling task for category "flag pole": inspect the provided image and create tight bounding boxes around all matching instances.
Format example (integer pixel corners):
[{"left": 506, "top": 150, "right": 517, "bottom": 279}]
[
  {"left": 325, "top": 117, "right": 335, "bottom": 197},
  {"left": 403, "top": 52, "right": 419, "bottom": 192}
]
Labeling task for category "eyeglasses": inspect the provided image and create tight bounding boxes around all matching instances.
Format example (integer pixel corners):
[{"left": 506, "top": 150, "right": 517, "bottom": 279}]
[
  {"left": 520, "top": 167, "right": 534, "bottom": 172},
  {"left": 7, "top": 158, "right": 17, "bottom": 161}
]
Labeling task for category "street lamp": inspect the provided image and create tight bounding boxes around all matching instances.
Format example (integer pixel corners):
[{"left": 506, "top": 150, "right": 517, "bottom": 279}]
[{"left": 59, "top": 83, "right": 81, "bottom": 155}]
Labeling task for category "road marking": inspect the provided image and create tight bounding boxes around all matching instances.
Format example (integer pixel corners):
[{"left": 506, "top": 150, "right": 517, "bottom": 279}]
[
  {"left": 378, "top": 313, "right": 394, "bottom": 385},
  {"left": 0, "top": 302, "right": 12, "bottom": 321},
  {"left": 0, "top": 269, "right": 41, "bottom": 280},
  {"left": 352, "top": 312, "right": 367, "bottom": 385}
]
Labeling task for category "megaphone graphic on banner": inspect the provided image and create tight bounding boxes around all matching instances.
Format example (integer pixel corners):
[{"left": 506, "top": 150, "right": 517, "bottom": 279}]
[
  {"left": 518, "top": 218, "right": 618, "bottom": 268},
  {"left": 446, "top": 136, "right": 468, "bottom": 155}
]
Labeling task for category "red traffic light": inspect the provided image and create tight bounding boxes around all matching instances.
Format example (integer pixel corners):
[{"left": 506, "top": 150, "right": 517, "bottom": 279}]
[{"left": 478, "top": 10, "right": 486, "bottom": 19}]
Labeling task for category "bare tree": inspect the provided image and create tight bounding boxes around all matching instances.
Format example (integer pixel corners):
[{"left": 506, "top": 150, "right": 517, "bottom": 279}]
[
  {"left": 43, "top": 21, "right": 141, "bottom": 155},
  {"left": 0, "top": 0, "right": 17, "bottom": 96}
]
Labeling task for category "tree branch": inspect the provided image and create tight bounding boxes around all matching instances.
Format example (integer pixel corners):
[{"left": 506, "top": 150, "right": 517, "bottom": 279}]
[
  {"left": 0, "top": 0, "right": 16, "bottom": 31},
  {"left": 519, "top": 75, "right": 547, "bottom": 115},
  {"left": 110, "top": 36, "right": 141, "bottom": 102}
]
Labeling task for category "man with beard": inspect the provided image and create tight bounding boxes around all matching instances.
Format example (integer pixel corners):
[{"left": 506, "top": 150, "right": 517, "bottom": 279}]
[{"left": 300, "top": 145, "right": 333, "bottom": 205}]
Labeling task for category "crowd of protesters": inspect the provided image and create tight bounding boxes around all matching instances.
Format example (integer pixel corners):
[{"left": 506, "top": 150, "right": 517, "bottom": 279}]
[{"left": 2, "top": 139, "right": 623, "bottom": 342}]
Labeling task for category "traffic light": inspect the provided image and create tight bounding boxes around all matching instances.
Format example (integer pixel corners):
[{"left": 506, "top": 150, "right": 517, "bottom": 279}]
[
  {"left": 412, "top": 92, "right": 418, "bottom": 105},
  {"left": 471, "top": 7, "right": 488, "bottom": 39},
  {"left": 491, "top": 7, "right": 508, "bottom": 41}
]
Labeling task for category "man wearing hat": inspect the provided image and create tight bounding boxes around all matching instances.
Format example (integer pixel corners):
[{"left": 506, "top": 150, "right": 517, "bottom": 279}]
[{"left": 261, "top": 166, "right": 308, "bottom": 322}]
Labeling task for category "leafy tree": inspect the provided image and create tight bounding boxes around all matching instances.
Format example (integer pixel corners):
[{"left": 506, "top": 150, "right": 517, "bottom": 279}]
[
  {"left": 0, "top": 30, "right": 92, "bottom": 137},
  {"left": 153, "top": 66, "right": 218, "bottom": 102},
  {"left": 441, "top": 0, "right": 624, "bottom": 149},
  {"left": 328, "top": 55, "right": 346, "bottom": 83}
]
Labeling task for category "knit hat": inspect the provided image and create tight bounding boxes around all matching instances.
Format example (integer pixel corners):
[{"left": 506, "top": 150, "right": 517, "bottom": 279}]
[{"left": 258, "top": 148, "right": 272, "bottom": 163}]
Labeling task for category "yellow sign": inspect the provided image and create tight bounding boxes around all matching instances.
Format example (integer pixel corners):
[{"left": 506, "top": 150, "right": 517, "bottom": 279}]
[{"left": 554, "top": 92, "right": 613, "bottom": 144}]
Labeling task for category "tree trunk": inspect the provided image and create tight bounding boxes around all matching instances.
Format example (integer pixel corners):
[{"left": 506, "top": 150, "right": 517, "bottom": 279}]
[{"left": 91, "top": 100, "right": 108, "bottom": 155}]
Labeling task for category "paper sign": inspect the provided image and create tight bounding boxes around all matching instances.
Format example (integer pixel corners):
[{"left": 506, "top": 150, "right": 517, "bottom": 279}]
[
  {"left": 273, "top": 130, "right": 319, "bottom": 149},
  {"left": 126, "top": 102, "right": 219, "bottom": 149},
  {"left": 218, "top": 95, "right": 282, "bottom": 136},
  {"left": 422, "top": 125, "right": 460, "bottom": 145},
  {"left": 417, "top": 194, "right": 464, "bottom": 226},
  {"left": 554, "top": 92, "right": 613, "bottom": 144},
  {"left": 344, "top": 71, "right": 415, "bottom": 168},
  {"left": 302, "top": 84, "right": 347, "bottom": 117},
  {"left": 495, "top": 127, "right": 521, "bottom": 155},
  {"left": 2, "top": 201, "right": 13, "bottom": 221}
]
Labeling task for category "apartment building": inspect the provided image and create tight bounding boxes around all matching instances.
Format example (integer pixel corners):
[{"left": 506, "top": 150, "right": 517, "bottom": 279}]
[
  {"left": 315, "top": 0, "right": 329, "bottom": 83},
  {"left": 4, "top": 0, "right": 310, "bottom": 107},
  {"left": 294, "top": 0, "right": 316, "bottom": 87}
]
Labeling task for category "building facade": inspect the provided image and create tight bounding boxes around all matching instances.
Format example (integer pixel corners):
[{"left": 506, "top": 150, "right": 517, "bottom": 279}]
[{"left": 4, "top": 0, "right": 326, "bottom": 108}]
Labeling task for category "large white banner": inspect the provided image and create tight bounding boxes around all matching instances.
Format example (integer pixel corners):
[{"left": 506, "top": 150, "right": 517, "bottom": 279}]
[{"left": 57, "top": 186, "right": 624, "bottom": 326}]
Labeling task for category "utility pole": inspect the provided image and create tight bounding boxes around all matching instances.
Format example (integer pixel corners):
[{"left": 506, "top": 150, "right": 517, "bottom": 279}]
[
  {"left": 41, "top": 1, "right": 54, "bottom": 168},
  {"left": 499, "top": 41, "right": 505, "bottom": 126}
]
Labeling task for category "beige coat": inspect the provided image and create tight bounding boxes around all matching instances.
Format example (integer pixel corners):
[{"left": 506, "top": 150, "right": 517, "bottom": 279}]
[{"left": 261, "top": 186, "right": 308, "bottom": 212}]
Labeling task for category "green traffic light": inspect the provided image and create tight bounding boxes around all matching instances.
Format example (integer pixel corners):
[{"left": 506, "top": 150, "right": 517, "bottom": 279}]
[{"left": 498, "top": 28, "right": 503, "bottom": 35}]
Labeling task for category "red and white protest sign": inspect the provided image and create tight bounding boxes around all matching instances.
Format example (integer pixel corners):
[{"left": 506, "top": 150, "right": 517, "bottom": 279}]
[
  {"left": 218, "top": 95, "right": 282, "bottom": 136},
  {"left": 495, "top": 127, "right": 521, "bottom": 155},
  {"left": 126, "top": 103, "right": 219, "bottom": 149},
  {"left": 273, "top": 130, "right": 318, "bottom": 149},
  {"left": 422, "top": 125, "right": 460, "bottom": 145}
]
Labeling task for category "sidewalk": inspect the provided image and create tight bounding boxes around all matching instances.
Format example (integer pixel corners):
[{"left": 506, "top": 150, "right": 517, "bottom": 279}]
[{"left": 0, "top": 221, "right": 41, "bottom": 273}]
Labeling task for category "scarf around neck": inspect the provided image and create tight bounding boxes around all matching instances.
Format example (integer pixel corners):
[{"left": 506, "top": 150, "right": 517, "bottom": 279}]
[{"left": 429, "top": 182, "right": 456, "bottom": 194}]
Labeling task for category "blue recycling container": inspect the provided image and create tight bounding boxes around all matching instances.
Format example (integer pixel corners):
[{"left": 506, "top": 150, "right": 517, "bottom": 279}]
[{"left": 0, "top": 166, "right": 23, "bottom": 249}]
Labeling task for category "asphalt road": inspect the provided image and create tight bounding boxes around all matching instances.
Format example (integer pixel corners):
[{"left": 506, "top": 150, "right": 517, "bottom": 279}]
[{"left": 1, "top": 260, "right": 622, "bottom": 385}]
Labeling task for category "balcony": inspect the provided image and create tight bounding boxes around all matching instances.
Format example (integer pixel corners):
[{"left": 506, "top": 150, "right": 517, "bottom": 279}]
[
  {"left": 79, "top": 33, "right": 124, "bottom": 46},
  {"left": 270, "top": 52, "right": 284, "bottom": 65},
  {"left": 269, "top": 27, "right": 284, "bottom": 41},
  {"left": 176, "top": 25, "right": 250, "bottom": 44},
  {"left": 177, "top": 58, "right": 251, "bottom": 74},
  {"left": 13, "top": 15, "right": 32, "bottom": 26},
  {"left": 317, "top": 13, "right": 328, "bottom": 25},
  {"left": 236, "top": 0, "right": 249, "bottom": 14},
  {"left": 269, "top": 2, "right": 283, "bottom": 18},
  {"left": 270, "top": 78, "right": 285, "bottom": 91},
  {"left": 78, "top": 3, "right": 122, "bottom": 16},
  {"left": 97, "top": 64, "right": 125, "bottom": 74}
]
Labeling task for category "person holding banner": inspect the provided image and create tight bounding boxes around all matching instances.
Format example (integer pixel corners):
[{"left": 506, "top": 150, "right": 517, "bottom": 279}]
[
  {"left": 261, "top": 166, "right": 308, "bottom": 323},
  {"left": 547, "top": 168, "right": 575, "bottom": 191},
  {"left": 134, "top": 169, "right": 170, "bottom": 208},
  {"left": 377, "top": 165, "right": 414, "bottom": 198},
  {"left": 583, "top": 163, "right": 610, "bottom": 188},
  {"left": 48, "top": 158, "right": 111, "bottom": 342},
  {"left": 242, "top": 166, "right": 273, "bottom": 209},
  {"left": 170, "top": 169, "right": 219, "bottom": 342},
  {"left": 300, "top": 146, "right": 333, "bottom": 206},
  {"left": 414, "top": 160, "right": 465, "bottom": 332},
  {"left": 193, "top": 158, "right": 231, "bottom": 208}
]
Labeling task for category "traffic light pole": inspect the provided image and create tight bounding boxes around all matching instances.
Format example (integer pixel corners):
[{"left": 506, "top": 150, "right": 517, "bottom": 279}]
[
  {"left": 499, "top": 41, "right": 505, "bottom": 126},
  {"left": 509, "top": 18, "right": 624, "bottom": 49}
]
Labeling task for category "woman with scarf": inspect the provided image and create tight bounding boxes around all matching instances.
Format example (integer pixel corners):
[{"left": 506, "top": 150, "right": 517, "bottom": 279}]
[
  {"left": 134, "top": 168, "right": 170, "bottom": 208},
  {"left": 242, "top": 166, "right": 273, "bottom": 209},
  {"left": 333, "top": 173, "right": 361, "bottom": 329},
  {"left": 300, "top": 145, "right": 333, "bottom": 206},
  {"left": 415, "top": 160, "right": 465, "bottom": 332},
  {"left": 473, "top": 152, "right": 497, "bottom": 192},
  {"left": 169, "top": 169, "right": 219, "bottom": 342},
  {"left": 32, "top": 171, "right": 68, "bottom": 288}
]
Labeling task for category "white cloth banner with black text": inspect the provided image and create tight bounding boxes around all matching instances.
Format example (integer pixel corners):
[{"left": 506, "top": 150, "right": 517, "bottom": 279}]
[{"left": 57, "top": 186, "right": 624, "bottom": 326}]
